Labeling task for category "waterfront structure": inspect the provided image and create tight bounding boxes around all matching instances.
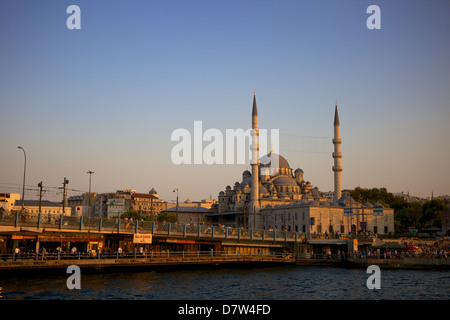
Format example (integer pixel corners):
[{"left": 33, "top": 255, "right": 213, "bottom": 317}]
[{"left": 211, "top": 95, "right": 395, "bottom": 236}]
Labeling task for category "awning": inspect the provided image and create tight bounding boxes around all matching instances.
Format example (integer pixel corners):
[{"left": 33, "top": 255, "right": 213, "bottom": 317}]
[{"left": 372, "top": 242, "right": 405, "bottom": 249}]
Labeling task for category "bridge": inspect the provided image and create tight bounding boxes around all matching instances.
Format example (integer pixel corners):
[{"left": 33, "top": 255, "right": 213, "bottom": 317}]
[
  {"left": 0, "top": 211, "right": 302, "bottom": 243},
  {"left": 0, "top": 250, "right": 295, "bottom": 271},
  {"left": 0, "top": 212, "right": 302, "bottom": 270}
]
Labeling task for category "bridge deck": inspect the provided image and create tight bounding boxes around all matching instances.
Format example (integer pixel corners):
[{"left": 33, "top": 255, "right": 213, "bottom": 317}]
[{"left": 0, "top": 251, "right": 295, "bottom": 270}]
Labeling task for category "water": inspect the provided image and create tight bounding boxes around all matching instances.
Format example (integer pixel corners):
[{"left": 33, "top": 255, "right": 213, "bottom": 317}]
[{"left": 1, "top": 265, "right": 449, "bottom": 300}]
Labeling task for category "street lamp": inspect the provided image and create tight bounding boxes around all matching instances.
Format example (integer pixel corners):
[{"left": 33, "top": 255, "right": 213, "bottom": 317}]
[
  {"left": 17, "top": 146, "right": 26, "bottom": 211},
  {"left": 173, "top": 188, "right": 178, "bottom": 222},
  {"left": 87, "top": 171, "right": 94, "bottom": 217}
]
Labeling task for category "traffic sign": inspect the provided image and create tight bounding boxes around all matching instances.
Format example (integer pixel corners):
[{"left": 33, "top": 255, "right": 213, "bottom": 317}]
[{"left": 344, "top": 207, "right": 353, "bottom": 216}]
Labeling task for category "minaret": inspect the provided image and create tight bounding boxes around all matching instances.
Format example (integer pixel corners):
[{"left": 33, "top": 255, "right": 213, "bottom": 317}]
[
  {"left": 333, "top": 102, "right": 343, "bottom": 202},
  {"left": 250, "top": 92, "right": 260, "bottom": 213}
]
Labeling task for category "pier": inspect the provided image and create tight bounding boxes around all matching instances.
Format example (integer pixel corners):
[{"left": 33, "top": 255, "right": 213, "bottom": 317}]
[
  {"left": 0, "top": 250, "right": 295, "bottom": 271},
  {"left": 1, "top": 212, "right": 448, "bottom": 271},
  {"left": 0, "top": 212, "right": 300, "bottom": 270}
]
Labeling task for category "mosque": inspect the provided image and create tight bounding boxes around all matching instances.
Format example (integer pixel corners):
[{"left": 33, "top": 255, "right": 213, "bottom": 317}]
[{"left": 209, "top": 94, "right": 395, "bottom": 237}]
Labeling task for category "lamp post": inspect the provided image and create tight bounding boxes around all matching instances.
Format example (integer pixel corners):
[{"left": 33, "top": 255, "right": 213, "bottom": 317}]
[
  {"left": 173, "top": 188, "right": 178, "bottom": 222},
  {"left": 17, "top": 146, "right": 26, "bottom": 211},
  {"left": 87, "top": 171, "right": 94, "bottom": 217}
]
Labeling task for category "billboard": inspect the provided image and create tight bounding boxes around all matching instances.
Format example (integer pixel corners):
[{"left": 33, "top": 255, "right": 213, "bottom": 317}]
[{"left": 133, "top": 233, "right": 152, "bottom": 244}]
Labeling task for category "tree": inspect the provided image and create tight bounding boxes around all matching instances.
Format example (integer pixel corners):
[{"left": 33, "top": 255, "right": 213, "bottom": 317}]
[
  {"left": 120, "top": 209, "right": 153, "bottom": 221},
  {"left": 350, "top": 186, "right": 407, "bottom": 210},
  {"left": 421, "top": 199, "right": 445, "bottom": 228},
  {"left": 157, "top": 212, "right": 177, "bottom": 223}
]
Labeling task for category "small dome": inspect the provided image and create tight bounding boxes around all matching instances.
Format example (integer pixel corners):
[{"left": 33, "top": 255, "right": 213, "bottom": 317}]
[
  {"left": 259, "top": 185, "right": 269, "bottom": 195},
  {"left": 240, "top": 177, "right": 252, "bottom": 187},
  {"left": 272, "top": 176, "right": 298, "bottom": 186},
  {"left": 278, "top": 193, "right": 290, "bottom": 199},
  {"left": 337, "top": 194, "right": 357, "bottom": 207},
  {"left": 303, "top": 193, "right": 313, "bottom": 200}
]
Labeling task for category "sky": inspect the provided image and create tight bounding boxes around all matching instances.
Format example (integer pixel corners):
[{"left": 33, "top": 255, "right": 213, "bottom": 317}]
[{"left": 1, "top": 0, "right": 449, "bottom": 203}]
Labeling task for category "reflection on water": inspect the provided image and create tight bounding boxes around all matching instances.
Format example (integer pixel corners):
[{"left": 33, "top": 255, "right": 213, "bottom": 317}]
[{"left": 1, "top": 266, "right": 449, "bottom": 300}]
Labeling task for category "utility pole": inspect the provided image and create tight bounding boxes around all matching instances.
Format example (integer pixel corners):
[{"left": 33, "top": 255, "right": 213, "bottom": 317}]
[
  {"left": 62, "top": 177, "right": 69, "bottom": 214},
  {"left": 18, "top": 146, "right": 26, "bottom": 211},
  {"left": 38, "top": 181, "right": 43, "bottom": 214},
  {"left": 87, "top": 171, "right": 94, "bottom": 217},
  {"left": 173, "top": 188, "right": 179, "bottom": 222}
]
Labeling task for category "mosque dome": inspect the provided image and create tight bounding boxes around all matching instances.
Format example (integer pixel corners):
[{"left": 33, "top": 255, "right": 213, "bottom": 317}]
[
  {"left": 272, "top": 176, "right": 298, "bottom": 186},
  {"left": 337, "top": 194, "right": 357, "bottom": 207},
  {"left": 278, "top": 193, "right": 290, "bottom": 199},
  {"left": 259, "top": 153, "right": 291, "bottom": 170},
  {"left": 240, "top": 178, "right": 252, "bottom": 187},
  {"left": 259, "top": 185, "right": 269, "bottom": 195}
]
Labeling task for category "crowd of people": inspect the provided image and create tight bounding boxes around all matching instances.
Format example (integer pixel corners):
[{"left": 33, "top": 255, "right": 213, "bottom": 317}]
[{"left": 353, "top": 241, "right": 449, "bottom": 259}]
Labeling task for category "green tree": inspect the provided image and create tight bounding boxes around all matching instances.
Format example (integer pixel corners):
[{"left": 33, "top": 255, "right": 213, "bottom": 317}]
[
  {"left": 120, "top": 209, "right": 153, "bottom": 221},
  {"left": 157, "top": 212, "right": 177, "bottom": 223},
  {"left": 421, "top": 199, "right": 445, "bottom": 228}
]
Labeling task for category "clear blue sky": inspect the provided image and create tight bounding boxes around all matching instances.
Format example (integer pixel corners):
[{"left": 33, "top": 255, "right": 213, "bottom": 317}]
[{"left": 1, "top": 0, "right": 449, "bottom": 202}]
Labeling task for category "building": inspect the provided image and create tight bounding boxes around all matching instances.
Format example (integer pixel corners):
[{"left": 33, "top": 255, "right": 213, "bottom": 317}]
[
  {"left": 94, "top": 193, "right": 131, "bottom": 218},
  {"left": 161, "top": 206, "right": 212, "bottom": 225},
  {"left": 324, "top": 189, "right": 353, "bottom": 203},
  {"left": 0, "top": 193, "right": 21, "bottom": 212},
  {"left": 12, "top": 200, "right": 71, "bottom": 216},
  {"left": 68, "top": 193, "right": 97, "bottom": 217},
  {"left": 442, "top": 210, "right": 450, "bottom": 236},
  {"left": 393, "top": 191, "right": 424, "bottom": 204},
  {"left": 93, "top": 188, "right": 170, "bottom": 218},
  {"left": 209, "top": 95, "right": 395, "bottom": 236},
  {"left": 129, "top": 189, "right": 169, "bottom": 216}
]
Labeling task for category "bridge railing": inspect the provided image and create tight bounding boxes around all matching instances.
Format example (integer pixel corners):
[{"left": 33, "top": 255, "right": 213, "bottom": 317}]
[
  {"left": 0, "top": 212, "right": 304, "bottom": 243},
  {"left": 0, "top": 250, "right": 294, "bottom": 263}
]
